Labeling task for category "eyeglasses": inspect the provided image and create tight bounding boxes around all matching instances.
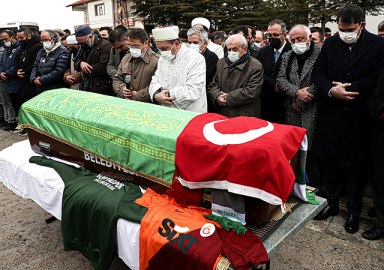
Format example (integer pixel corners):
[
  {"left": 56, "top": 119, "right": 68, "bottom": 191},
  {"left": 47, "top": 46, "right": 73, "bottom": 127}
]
[
  {"left": 127, "top": 44, "right": 143, "bottom": 49},
  {"left": 267, "top": 33, "right": 283, "bottom": 38}
]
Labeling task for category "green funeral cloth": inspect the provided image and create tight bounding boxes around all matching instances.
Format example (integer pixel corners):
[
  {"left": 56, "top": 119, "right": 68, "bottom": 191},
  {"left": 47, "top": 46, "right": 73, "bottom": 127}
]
[
  {"left": 29, "top": 156, "right": 148, "bottom": 270},
  {"left": 204, "top": 215, "right": 248, "bottom": 235},
  {"left": 19, "top": 89, "right": 198, "bottom": 185}
]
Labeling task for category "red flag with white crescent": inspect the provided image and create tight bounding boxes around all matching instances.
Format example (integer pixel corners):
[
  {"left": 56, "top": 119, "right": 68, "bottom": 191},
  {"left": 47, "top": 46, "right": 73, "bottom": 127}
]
[{"left": 174, "top": 114, "right": 307, "bottom": 206}]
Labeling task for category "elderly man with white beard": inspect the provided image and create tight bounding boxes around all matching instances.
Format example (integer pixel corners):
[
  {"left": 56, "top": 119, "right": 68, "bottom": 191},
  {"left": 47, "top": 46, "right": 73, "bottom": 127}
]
[{"left": 148, "top": 26, "right": 207, "bottom": 113}]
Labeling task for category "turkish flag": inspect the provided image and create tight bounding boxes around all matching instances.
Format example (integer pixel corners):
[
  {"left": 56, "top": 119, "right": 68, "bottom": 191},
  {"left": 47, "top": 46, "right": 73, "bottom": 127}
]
[{"left": 174, "top": 114, "right": 307, "bottom": 206}]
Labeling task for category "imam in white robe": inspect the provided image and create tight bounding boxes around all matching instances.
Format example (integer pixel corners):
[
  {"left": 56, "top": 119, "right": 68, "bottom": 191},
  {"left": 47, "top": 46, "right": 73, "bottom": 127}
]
[{"left": 149, "top": 44, "right": 207, "bottom": 113}]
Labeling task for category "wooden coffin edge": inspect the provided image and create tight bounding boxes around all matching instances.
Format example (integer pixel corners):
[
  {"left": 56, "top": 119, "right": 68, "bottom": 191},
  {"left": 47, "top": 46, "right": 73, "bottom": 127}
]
[{"left": 19, "top": 124, "right": 212, "bottom": 202}]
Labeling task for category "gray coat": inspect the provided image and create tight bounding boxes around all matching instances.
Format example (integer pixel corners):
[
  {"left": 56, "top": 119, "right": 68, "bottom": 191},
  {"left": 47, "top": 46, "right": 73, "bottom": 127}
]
[
  {"left": 208, "top": 57, "right": 264, "bottom": 118},
  {"left": 107, "top": 47, "right": 129, "bottom": 79},
  {"left": 276, "top": 44, "right": 321, "bottom": 149}
]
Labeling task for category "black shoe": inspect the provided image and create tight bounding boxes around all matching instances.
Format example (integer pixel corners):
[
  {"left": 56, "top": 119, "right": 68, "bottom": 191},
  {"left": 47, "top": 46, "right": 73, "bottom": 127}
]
[
  {"left": 10, "top": 127, "right": 22, "bottom": 134},
  {"left": 19, "top": 129, "right": 28, "bottom": 136},
  {"left": 362, "top": 225, "right": 384, "bottom": 240},
  {"left": 0, "top": 120, "right": 8, "bottom": 127},
  {"left": 313, "top": 205, "right": 339, "bottom": 220},
  {"left": 368, "top": 206, "right": 376, "bottom": 218},
  {"left": 345, "top": 214, "right": 359, "bottom": 233},
  {"left": 3, "top": 123, "right": 17, "bottom": 131}
]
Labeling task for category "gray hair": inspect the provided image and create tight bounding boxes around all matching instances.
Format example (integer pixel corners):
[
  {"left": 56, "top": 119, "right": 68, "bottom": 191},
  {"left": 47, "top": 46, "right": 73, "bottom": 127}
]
[
  {"left": 225, "top": 34, "right": 247, "bottom": 48},
  {"left": 42, "top": 29, "right": 59, "bottom": 43},
  {"left": 269, "top": 20, "right": 286, "bottom": 33},
  {"left": 290, "top": 24, "right": 311, "bottom": 39},
  {"left": 187, "top": 27, "right": 208, "bottom": 44},
  {"left": 379, "top": 21, "right": 384, "bottom": 32}
]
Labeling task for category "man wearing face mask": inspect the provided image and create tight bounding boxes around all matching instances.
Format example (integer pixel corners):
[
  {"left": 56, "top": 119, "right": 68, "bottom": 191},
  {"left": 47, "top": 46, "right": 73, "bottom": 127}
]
[
  {"left": 233, "top": 25, "right": 259, "bottom": 59},
  {"left": 312, "top": 4, "right": 384, "bottom": 234},
  {"left": 192, "top": 17, "right": 224, "bottom": 59},
  {"left": 0, "top": 30, "right": 20, "bottom": 132},
  {"left": 30, "top": 30, "right": 70, "bottom": 94},
  {"left": 187, "top": 27, "right": 218, "bottom": 112},
  {"left": 257, "top": 20, "right": 292, "bottom": 124},
  {"left": 276, "top": 25, "right": 322, "bottom": 191},
  {"left": 63, "top": 35, "right": 83, "bottom": 90},
  {"left": 74, "top": 25, "right": 114, "bottom": 96},
  {"left": 14, "top": 27, "right": 42, "bottom": 136},
  {"left": 148, "top": 25, "right": 207, "bottom": 113},
  {"left": 113, "top": 28, "right": 159, "bottom": 103},
  {"left": 208, "top": 34, "right": 263, "bottom": 118}
]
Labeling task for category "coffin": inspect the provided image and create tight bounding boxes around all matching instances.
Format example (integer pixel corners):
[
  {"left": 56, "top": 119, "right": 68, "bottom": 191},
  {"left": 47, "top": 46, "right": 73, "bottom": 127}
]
[{"left": 19, "top": 89, "right": 301, "bottom": 226}]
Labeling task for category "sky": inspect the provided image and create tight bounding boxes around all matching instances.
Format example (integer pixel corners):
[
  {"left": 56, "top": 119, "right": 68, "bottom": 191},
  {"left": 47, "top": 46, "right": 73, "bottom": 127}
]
[{"left": 1, "top": 0, "right": 85, "bottom": 32}]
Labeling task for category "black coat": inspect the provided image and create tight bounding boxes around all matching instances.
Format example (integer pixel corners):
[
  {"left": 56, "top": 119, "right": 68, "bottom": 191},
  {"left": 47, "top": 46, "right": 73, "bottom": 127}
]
[
  {"left": 367, "top": 68, "right": 384, "bottom": 188},
  {"left": 249, "top": 43, "right": 259, "bottom": 59},
  {"left": 30, "top": 45, "right": 70, "bottom": 93},
  {"left": 14, "top": 34, "right": 43, "bottom": 98},
  {"left": 74, "top": 37, "right": 114, "bottom": 96},
  {"left": 203, "top": 48, "right": 219, "bottom": 113},
  {"left": 256, "top": 40, "right": 292, "bottom": 123},
  {"left": 312, "top": 28, "right": 384, "bottom": 167}
]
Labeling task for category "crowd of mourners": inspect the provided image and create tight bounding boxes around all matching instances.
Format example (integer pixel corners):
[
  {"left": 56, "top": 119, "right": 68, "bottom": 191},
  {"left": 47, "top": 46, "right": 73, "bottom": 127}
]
[{"left": 1, "top": 3, "right": 384, "bottom": 241}]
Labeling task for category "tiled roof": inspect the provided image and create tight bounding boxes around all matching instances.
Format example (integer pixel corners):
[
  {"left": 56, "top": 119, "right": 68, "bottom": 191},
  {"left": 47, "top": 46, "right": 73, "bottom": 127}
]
[{"left": 66, "top": 0, "right": 99, "bottom": 7}]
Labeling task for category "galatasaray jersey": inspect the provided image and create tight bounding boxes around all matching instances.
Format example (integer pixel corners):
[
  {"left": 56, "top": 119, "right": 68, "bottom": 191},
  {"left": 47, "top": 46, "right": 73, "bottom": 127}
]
[{"left": 135, "top": 188, "right": 268, "bottom": 270}]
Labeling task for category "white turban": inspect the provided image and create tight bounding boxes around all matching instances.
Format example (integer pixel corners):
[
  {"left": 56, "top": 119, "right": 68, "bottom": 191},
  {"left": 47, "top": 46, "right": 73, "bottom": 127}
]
[
  {"left": 152, "top": 25, "right": 179, "bottom": 42},
  {"left": 191, "top": 17, "right": 210, "bottom": 31},
  {"left": 66, "top": 35, "right": 78, "bottom": 45}
]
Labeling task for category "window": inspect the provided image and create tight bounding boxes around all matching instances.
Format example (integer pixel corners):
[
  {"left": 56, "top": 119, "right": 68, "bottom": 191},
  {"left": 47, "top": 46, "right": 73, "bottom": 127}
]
[{"left": 95, "top": 4, "right": 105, "bottom": 16}]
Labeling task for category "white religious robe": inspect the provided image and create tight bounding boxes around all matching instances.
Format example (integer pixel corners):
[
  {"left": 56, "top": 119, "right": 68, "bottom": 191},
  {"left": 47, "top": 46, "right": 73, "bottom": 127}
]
[
  {"left": 207, "top": 41, "right": 224, "bottom": 59},
  {"left": 149, "top": 44, "right": 207, "bottom": 113}
]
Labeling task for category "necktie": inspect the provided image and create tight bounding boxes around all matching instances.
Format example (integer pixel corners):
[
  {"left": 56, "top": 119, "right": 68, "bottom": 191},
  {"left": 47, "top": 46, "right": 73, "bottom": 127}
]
[{"left": 275, "top": 50, "right": 279, "bottom": 62}]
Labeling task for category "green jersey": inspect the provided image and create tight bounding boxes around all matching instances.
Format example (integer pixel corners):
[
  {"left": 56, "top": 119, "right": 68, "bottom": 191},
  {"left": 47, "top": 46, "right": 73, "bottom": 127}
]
[{"left": 30, "top": 156, "right": 147, "bottom": 270}]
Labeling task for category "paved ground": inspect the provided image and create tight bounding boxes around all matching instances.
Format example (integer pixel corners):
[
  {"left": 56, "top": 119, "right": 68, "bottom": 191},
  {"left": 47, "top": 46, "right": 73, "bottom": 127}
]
[{"left": 0, "top": 128, "right": 383, "bottom": 270}]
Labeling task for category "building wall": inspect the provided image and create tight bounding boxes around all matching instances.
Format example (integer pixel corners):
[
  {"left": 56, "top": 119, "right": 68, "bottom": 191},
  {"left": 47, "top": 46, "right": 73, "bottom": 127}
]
[{"left": 87, "top": 0, "right": 114, "bottom": 29}]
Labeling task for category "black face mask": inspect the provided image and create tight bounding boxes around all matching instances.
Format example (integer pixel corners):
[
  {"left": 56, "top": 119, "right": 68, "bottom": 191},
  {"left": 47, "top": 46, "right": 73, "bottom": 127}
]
[
  {"left": 70, "top": 48, "right": 78, "bottom": 55},
  {"left": 269, "top": 38, "right": 282, "bottom": 49},
  {"left": 81, "top": 44, "right": 91, "bottom": 51}
]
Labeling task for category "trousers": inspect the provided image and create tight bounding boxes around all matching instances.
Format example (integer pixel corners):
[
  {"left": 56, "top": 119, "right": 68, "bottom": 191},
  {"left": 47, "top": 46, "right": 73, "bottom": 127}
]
[
  {"left": 324, "top": 159, "right": 367, "bottom": 216},
  {"left": 0, "top": 82, "right": 15, "bottom": 123}
]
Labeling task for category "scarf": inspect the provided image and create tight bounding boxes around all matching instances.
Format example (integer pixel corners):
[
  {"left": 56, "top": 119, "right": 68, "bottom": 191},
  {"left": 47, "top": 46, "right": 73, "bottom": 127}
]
[
  {"left": 225, "top": 50, "right": 251, "bottom": 71},
  {"left": 44, "top": 42, "right": 61, "bottom": 55}
]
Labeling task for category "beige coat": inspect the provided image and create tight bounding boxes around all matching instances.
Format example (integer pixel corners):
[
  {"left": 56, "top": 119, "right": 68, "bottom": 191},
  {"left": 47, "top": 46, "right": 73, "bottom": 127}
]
[
  {"left": 208, "top": 57, "right": 264, "bottom": 118},
  {"left": 113, "top": 47, "right": 159, "bottom": 103}
]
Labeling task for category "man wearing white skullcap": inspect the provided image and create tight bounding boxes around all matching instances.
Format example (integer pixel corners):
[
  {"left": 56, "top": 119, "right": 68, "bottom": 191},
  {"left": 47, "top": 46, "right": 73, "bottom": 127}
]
[
  {"left": 192, "top": 17, "right": 224, "bottom": 59},
  {"left": 148, "top": 25, "right": 207, "bottom": 113},
  {"left": 62, "top": 35, "right": 82, "bottom": 90}
]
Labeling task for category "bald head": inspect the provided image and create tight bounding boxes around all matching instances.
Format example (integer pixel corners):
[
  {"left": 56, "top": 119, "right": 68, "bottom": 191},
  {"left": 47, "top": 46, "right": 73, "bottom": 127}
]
[{"left": 289, "top": 24, "right": 312, "bottom": 44}]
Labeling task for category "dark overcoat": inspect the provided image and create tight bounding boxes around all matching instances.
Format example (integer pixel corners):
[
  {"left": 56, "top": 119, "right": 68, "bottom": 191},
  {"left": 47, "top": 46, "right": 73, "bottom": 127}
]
[
  {"left": 74, "top": 37, "right": 114, "bottom": 96},
  {"left": 312, "top": 28, "right": 384, "bottom": 167},
  {"left": 256, "top": 41, "right": 292, "bottom": 123},
  {"left": 367, "top": 68, "right": 384, "bottom": 188},
  {"left": 208, "top": 56, "right": 264, "bottom": 118}
]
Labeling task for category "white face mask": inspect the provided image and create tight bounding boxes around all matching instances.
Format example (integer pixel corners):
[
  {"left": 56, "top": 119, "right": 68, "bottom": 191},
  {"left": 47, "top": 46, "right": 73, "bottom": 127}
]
[
  {"left": 254, "top": 42, "right": 262, "bottom": 48},
  {"left": 43, "top": 41, "right": 54, "bottom": 50},
  {"left": 227, "top": 48, "right": 243, "bottom": 63},
  {"left": 291, "top": 41, "right": 310, "bottom": 55},
  {"left": 228, "top": 51, "right": 240, "bottom": 62},
  {"left": 339, "top": 26, "right": 361, "bottom": 44},
  {"left": 4, "top": 41, "right": 11, "bottom": 48},
  {"left": 130, "top": 44, "right": 144, "bottom": 58},
  {"left": 161, "top": 42, "right": 176, "bottom": 61},
  {"left": 189, "top": 43, "right": 204, "bottom": 54}
]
